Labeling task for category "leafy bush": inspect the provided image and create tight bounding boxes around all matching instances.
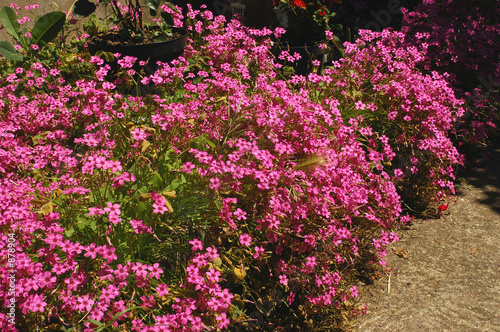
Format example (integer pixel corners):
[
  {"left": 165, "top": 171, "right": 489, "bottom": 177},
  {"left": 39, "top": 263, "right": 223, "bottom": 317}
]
[{"left": 301, "top": 29, "right": 464, "bottom": 214}]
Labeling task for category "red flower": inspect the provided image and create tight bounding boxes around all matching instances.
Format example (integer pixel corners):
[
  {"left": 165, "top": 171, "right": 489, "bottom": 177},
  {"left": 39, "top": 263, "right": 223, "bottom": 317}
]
[
  {"left": 292, "top": 0, "right": 307, "bottom": 9},
  {"left": 437, "top": 204, "right": 448, "bottom": 212}
]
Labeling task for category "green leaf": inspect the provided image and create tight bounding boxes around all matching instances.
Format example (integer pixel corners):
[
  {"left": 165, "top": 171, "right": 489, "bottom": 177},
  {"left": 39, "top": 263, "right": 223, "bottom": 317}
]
[
  {"left": 169, "top": 178, "right": 181, "bottom": 190},
  {"left": 0, "top": 41, "right": 23, "bottom": 61},
  {"left": 160, "top": 11, "right": 174, "bottom": 26},
  {"left": 145, "top": 0, "right": 161, "bottom": 15},
  {"left": 133, "top": 201, "right": 149, "bottom": 215},
  {"left": 148, "top": 172, "right": 163, "bottom": 187},
  {"left": 136, "top": 185, "right": 149, "bottom": 194},
  {"left": 0, "top": 6, "right": 20, "bottom": 42},
  {"left": 72, "top": 0, "right": 97, "bottom": 18},
  {"left": 65, "top": 227, "right": 75, "bottom": 237},
  {"left": 77, "top": 216, "right": 91, "bottom": 230},
  {"left": 31, "top": 11, "right": 65, "bottom": 47}
]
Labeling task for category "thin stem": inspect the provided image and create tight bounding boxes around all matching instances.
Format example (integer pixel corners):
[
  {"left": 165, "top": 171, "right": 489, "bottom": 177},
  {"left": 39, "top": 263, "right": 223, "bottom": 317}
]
[{"left": 111, "top": 0, "right": 127, "bottom": 29}]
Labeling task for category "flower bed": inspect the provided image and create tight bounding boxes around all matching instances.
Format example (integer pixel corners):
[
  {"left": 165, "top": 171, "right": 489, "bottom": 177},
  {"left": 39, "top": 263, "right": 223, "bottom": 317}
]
[{"left": 0, "top": 3, "right": 471, "bottom": 331}]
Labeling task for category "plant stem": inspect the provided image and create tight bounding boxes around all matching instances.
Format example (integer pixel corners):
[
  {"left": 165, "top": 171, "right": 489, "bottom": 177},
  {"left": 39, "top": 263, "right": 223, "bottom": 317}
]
[{"left": 111, "top": 0, "right": 128, "bottom": 30}]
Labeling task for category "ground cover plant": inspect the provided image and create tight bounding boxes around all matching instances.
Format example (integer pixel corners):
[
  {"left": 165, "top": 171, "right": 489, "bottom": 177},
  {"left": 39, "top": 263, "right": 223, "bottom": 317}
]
[{"left": 0, "top": 1, "right": 479, "bottom": 331}]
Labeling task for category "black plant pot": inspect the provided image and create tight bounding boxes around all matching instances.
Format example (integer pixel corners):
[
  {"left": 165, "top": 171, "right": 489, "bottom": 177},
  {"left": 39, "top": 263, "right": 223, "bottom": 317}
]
[{"left": 87, "top": 27, "right": 188, "bottom": 72}]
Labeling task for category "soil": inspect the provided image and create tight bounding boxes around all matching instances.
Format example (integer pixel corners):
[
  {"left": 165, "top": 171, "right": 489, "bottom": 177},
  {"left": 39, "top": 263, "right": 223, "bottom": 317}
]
[
  {"left": 88, "top": 28, "right": 186, "bottom": 46},
  {"left": 352, "top": 145, "right": 500, "bottom": 331}
]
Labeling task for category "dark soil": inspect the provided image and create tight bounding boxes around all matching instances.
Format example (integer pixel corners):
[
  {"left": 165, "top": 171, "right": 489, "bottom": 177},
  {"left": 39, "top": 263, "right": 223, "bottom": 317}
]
[
  {"left": 352, "top": 146, "right": 500, "bottom": 331},
  {"left": 88, "top": 28, "right": 185, "bottom": 46}
]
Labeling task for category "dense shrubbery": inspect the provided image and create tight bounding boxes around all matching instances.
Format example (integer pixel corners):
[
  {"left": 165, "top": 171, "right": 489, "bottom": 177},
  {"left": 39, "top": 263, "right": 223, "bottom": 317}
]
[
  {"left": 309, "top": 29, "right": 464, "bottom": 212},
  {"left": 0, "top": 1, "right": 493, "bottom": 331},
  {"left": 401, "top": 0, "right": 500, "bottom": 151}
]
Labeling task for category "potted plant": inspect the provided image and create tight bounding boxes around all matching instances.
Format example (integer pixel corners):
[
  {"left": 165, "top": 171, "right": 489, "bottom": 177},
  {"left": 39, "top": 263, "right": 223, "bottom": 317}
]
[
  {"left": 74, "top": 0, "right": 187, "bottom": 67},
  {"left": 272, "top": 0, "right": 342, "bottom": 74}
]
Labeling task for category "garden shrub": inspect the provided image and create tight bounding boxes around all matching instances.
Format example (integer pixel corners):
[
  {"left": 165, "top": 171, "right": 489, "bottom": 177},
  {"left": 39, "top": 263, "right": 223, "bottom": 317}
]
[
  {"left": 0, "top": 3, "right": 469, "bottom": 331},
  {"left": 400, "top": 0, "right": 500, "bottom": 155},
  {"left": 300, "top": 29, "right": 464, "bottom": 214}
]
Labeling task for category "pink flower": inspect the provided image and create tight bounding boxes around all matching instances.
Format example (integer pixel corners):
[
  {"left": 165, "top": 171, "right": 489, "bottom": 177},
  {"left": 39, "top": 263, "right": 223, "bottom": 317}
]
[
  {"left": 206, "top": 268, "right": 221, "bottom": 282},
  {"left": 325, "top": 30, "right": 334, "bottom": 40},
  {"left": 89, "top": 56, "right": 104, "bottom": 65},
  {"left": 206, "top": 246, "right": 218, "bottom": 262},
  {"left": 100, "top": 284, "right": 120, "bottom": 301},
  {"left": 350, "top": 285, "right": 359, "bottom": 298},
  {"left": 140, "top": 295, "right": 155, "bottom": 309},
  {"left": 239, "top": 233, "right": 252, "bottom": 246},
  {"left": 189, "top": 238, "right": 203, "bottom": 251},
  {"left": 130, "top": 218, "right": 153, "bottom": 234},
  {"left": 37, "top": 271, "right": 56, "bottom": 289},
  {"left": 131, "top": 262, "right": 149, "bottom": 278},
  {"left": 88, "top": 206, "right": 104, "bottom": 217},
  {"left": 148, "top": 263, "right": 163, "bottom": 279},
  {"left": 100, "top": 246, "right": 118, "bottom": 263},
  {"left": 279, "top": 274, "right": 288, "bottom": 286},
  {"left": 209, "top": 177, "right": 221, "bottom": 190},
  {"left": 28, "top": 294, "right": 47, "bottom": 313},
  {"left": 216, "top": 313, "right": 229, "bottom": 330},
  {"left": 117, "top": 55, "right": 137, "bottom": 69},
  {"left": 156, "top": 283, "right": 169, "bottom": 297},
  {"left": 76, "top": 295, "right": 95, "bottom": 312},
  {"left": 233, "top": 208, "right": 247, "bottom": 220},
  {"left": 253, "top": 246, "right": 265, "bottom": 259},
  {"left": 181, "top": 162, "right": 196, "bottom": 173},
  {"left": 104, "top": 202, "right": 121, "bottom": 215},
  {"left": 130, "top": 127, "right": 148, "bottom": 141},
  {"left": 151, "top": 193, "right": 169, "bottom": 214}
]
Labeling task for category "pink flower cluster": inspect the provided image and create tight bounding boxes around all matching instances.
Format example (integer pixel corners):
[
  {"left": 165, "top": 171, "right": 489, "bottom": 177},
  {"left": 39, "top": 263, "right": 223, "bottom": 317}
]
[
  {"left": 308, "top": 28, "right": 465, "bottom": 210},
  {"left": 401, "top": 0, "right": 500, "bottom": 149}
]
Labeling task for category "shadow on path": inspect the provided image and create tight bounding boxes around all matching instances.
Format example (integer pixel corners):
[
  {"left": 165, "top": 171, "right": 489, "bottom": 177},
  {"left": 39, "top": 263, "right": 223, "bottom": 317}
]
[{"left": 456, "top": 142, "right": 500, "bottom": 215}]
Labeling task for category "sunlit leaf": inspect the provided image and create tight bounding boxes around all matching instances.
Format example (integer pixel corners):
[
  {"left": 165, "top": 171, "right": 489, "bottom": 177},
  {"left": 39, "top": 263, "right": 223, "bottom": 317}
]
[
  {"left": 30, "top": 199, "right": 46, "bottom": 206},
  {"left": 40, "top": 201, "right": 53, "bottom": 215},
  {"left": 0, "top": 7, "right": 20, "bottom": 42},
  {"left": 31, "top": 11, "right": 65, "bottom": 46},
  {"left": 233, "top": 267, "right": 247, "bottom": 282},
  {"left": 164, "top": 199, "right": 174, "bottom": 213},
  {"left": 162, "top": 190, "right": 176, "bottom": 198},
  {"left": 0, "top": 41, "right": 23, "bottom": 61}
]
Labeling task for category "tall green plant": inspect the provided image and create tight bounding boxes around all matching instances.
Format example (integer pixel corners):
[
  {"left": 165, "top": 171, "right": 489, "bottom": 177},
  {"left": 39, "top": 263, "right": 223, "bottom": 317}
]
[{"left": 0, "top": 6, "right": 65, "bottom": 61}]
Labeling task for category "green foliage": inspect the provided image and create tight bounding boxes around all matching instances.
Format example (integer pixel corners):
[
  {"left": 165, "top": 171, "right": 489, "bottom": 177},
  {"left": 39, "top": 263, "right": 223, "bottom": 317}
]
[
  {"left": 0, "top": 6, "right": 66, "bottom": 62},
  {"left": 31, "top": 11, "right": 66, "bottom": 46},
  {"left": 0, "top": 7, "right": 20, "bottom": 40},
  {"left": 0, "top": 41, "right": 23, "bottom": 61},
  {"left": 78, "top": 0, "right": 179, "bottom": 41}
]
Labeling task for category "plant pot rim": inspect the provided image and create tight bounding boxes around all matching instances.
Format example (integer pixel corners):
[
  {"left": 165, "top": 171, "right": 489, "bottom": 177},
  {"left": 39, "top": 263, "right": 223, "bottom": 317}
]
[{"left": 87, "top": 26, "right": 187, "bottom": 48}]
